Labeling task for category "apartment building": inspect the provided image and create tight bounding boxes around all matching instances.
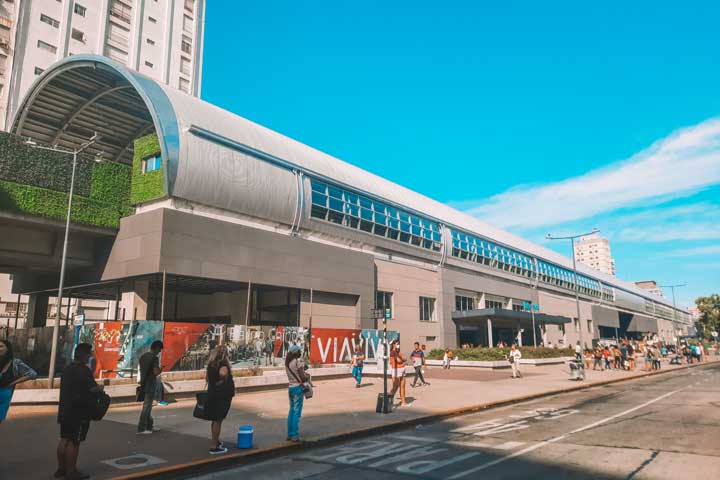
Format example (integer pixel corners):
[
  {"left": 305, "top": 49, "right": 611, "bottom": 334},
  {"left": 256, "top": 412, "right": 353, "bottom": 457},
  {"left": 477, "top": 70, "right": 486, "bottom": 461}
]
[
  {"left": 0, "top": 0, "right": 206, "bottom": 130},
  {"left": 635, "top": 280, "right": 665, "bottom": 299},
  {"left": 574, "top": 232, "right": 616, "bottom": 276}
]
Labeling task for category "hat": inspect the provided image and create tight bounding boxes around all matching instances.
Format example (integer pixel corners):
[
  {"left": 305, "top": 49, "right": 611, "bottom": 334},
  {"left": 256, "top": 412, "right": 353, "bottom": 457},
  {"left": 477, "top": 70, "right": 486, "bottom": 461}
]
[{"left": 288, "top": 344, "right": 302, "bottom": 354}]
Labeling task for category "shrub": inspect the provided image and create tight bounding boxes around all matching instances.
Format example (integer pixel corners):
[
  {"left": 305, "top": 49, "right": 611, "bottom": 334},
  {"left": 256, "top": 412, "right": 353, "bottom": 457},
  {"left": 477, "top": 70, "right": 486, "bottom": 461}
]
[{"left": 427, "top": 347, "right": 574, "bottom": 361}]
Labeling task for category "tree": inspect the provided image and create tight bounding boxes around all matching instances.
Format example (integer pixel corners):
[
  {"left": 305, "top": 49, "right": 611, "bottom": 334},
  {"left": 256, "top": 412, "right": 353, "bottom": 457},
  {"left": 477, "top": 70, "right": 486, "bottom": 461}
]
[{"left": 695, "top": 294, "right": 720, "bottom": 339}]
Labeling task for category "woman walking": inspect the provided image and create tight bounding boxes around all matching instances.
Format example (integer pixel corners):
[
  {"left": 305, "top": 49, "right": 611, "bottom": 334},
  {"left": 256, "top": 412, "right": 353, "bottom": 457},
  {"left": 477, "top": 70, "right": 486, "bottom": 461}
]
[
  {"left": 206, "top": 345, "right": 234, "bottom": 455},
  {"left": 389, "top": 341, "right": 407, "bottom": 407},
  {"left": 0, "top": 339, "right": 38, "bottom": 424},
  {"left": 285, "top": 344, "right": 308, "bottom": 442}
]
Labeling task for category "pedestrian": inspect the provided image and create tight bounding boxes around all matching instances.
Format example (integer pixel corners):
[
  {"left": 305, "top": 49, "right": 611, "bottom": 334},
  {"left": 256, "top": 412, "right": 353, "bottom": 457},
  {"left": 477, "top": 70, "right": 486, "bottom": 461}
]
[
  {"left": 204, "top": 345, "right": 235, "bottom": 454},
  {"left": 620, "top": 343, "right": 628, "bottom": 371},
  {"left": 652, "top": 348, "right": 661, "bottom": 370},
  {"left": 574, "top": 341, "right": 582, "bottom": 361},
  {"left": 350, "top": 343, "right": 365, "bottom": 387},
  {"left": 137, "top": 340, "right": 163, "bottom": 435},
  {"left": 389, "top": 341, "right": 407, "bottom": 406},
  {"left": 593, "top": 347, "right": 603, "bottom": 371},
  {"left": 644, "top": 347, "right": 653, "bottom": 372},
  {"left": 583, "top": 349, "right": 592, "bottom": 369},
  {"left": 265, "top": 336, "right": 274, "bottom": 366},
  {"left": 0, "top": 339, "right": 38, "bottom": 424},
  {"left": 56, "top": 343, "right": 104, "bottom": 480},
  {"left": 443, "top": 349, "right": 453, "bottom": 369},
  {"left": 603, "top": 346, "right": 611, "bottom": 370},
  {"left": 285, "top": 344, "right": 307, "bottom": 442},
  {"left": 613, "top": 345, "right": 622, "bottom": 370},
  {"left": 410, "top": 342, "right": 429, "bottom": 387},
  {"left": 509, "top": 344, "right": 522, "bottom": 378},
  {"left": 627, "top": 342, "right": 635, "bottom": 371}
]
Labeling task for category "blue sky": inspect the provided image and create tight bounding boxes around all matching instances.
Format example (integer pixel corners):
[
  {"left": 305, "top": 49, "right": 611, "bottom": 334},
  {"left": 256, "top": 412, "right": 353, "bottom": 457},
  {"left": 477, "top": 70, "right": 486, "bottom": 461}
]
[{"left": 201, "top": 1, "right": 720, "bottom": 308}]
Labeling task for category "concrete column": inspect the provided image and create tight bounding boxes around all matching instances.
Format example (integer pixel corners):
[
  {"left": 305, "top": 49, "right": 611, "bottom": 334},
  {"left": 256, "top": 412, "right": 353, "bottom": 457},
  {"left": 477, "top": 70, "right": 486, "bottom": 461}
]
[
  {"left": 27, "top": 294, "right": 50, "bottom": 328},
  {"left": 487, "top": 318, "right": 493, "bottom": 347}
]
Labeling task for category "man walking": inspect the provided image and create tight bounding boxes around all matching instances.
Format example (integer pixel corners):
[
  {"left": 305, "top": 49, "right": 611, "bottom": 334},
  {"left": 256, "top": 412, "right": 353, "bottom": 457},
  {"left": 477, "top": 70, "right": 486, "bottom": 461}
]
[
  {"left": 137, "top": 340, "right": 163, "bottom": 435},
  {"left": 410, "top": 342, "right": 430, "bottom": 387},
  {"left": 56, "top": 343, "right": 103, "bottom": 480},
  {"left": 350, "top": 343, "right": 365, "bottom": 387},
  {"left": 509, "top": 344, "right": 522, "bottom": 378}
]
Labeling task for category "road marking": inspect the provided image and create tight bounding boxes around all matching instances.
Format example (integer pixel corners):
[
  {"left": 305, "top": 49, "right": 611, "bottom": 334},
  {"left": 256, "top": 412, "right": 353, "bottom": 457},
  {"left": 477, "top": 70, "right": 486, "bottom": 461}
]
[
  {"left": 447, "top": 440, "right": 526, "bottom": 450},
  {"left": 389, "top": 435, "right": 439, "bottom": 443},
  {"left": 448, "top": 388, "right": 683, "bottom": 479}
]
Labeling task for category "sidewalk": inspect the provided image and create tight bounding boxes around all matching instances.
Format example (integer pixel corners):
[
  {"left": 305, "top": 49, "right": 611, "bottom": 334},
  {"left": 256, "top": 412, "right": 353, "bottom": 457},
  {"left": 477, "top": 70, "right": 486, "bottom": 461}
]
[{"left": 1, "top": 359, "right": 716, "bottom": 480}]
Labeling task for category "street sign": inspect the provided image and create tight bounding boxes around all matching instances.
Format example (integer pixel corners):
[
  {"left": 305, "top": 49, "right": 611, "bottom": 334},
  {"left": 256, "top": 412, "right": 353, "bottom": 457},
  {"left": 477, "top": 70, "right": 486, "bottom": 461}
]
[{"left": 73, "top": 314, "right": 85, "bottom": 326}]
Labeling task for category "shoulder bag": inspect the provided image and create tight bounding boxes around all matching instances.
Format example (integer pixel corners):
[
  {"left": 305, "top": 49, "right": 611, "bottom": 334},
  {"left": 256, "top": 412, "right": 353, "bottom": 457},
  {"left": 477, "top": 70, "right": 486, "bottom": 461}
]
[{"left": 289, "top": 364, "right": 313, "bottom": 399}]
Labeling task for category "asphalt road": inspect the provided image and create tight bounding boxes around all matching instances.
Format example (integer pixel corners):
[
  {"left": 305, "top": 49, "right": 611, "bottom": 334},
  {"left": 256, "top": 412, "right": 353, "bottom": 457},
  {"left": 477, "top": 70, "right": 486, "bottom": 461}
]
[{"left": 188, "top": 362, "right": 720, "bottom": 480}]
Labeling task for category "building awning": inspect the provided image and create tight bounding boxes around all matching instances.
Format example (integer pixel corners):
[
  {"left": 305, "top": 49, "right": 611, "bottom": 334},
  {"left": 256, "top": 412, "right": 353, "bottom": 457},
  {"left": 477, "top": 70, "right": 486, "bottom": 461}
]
[
  {"left": 452, "top": 308, "right": 571, "bottom": 327},
  {"left": 592, "top": 305, "right": 620, "bottom": 328},
  {"left": 628, "top": 314, "right": 658, "bottom": 333}
]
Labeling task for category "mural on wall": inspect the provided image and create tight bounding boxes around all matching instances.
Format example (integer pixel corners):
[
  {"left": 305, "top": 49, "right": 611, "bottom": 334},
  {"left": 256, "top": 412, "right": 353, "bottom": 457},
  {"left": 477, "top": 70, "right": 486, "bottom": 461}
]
[{"left": 308, "top": 328, "right": 399, "bottom": 364}]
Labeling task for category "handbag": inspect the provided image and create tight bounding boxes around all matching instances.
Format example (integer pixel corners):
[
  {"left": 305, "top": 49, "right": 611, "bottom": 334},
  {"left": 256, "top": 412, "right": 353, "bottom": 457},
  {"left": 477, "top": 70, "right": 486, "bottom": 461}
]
[
  {"left": 193, "top": 391, "right": 211, "bottom": 420},
  {"left": 87, "top": 391, "right": 111, "bottom": 421}
]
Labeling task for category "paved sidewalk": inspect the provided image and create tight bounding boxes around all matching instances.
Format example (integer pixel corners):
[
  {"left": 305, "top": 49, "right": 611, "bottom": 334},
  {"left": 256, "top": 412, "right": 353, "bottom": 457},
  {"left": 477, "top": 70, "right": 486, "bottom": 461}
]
[{"left": 1, "top": 360, "right": 715, "bottom": 479}]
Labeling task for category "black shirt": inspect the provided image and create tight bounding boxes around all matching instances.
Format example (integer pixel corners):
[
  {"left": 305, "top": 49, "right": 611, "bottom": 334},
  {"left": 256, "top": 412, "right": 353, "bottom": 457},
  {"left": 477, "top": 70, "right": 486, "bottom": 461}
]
[
  {"left": 58, "top": 361, "right": 97, "bottom": 423},
  {"left": 138, "top": 352, "right": 159, "bottom": 393},
  {"left": 207, "top": 361, "right": 234, "bottom": 399}
]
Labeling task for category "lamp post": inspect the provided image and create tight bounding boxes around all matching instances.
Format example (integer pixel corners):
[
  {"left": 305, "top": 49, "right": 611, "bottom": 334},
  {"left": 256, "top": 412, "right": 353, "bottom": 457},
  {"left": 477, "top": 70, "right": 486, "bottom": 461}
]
[
  {"left": 659, "top": 283, "right": 686, "bottom": 343},
  {"left": 546, "top": 228, "right": 599, "bottom": 349},
  {"left": 25, "top": 134, "right": 101, "bottom": 388}
]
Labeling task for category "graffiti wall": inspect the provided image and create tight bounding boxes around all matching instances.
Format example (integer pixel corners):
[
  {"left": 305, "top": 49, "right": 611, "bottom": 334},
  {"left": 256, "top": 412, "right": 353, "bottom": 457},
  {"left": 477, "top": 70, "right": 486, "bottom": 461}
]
[{"left": 309, "top": 328, "right": 399, "bottom": 364}]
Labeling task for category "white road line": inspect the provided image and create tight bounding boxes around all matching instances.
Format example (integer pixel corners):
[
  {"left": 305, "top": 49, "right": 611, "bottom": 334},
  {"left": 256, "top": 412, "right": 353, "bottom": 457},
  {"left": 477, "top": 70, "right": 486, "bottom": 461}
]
[
  {"left": 389, "top": 435, "right": 439, "bottom": 443},
  {"left": 448, "top": 388, "right": 683, "bottom": 479}
]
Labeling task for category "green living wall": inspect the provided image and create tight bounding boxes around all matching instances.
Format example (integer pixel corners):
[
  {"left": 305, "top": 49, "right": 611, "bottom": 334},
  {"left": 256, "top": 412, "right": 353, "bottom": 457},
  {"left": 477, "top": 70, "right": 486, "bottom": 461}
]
[
  {"left": 131, "top": 133, "right": 166, "bottom": 205},
  {"left": 0, "top": 132, "right": 132, "bottom": 229}
]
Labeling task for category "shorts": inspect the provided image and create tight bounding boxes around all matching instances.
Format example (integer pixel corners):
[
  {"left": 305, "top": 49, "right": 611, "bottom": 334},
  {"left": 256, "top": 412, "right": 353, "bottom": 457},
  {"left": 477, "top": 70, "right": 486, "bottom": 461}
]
[{"left": 60, "top": 419, "right": 91, "bottom": 445}]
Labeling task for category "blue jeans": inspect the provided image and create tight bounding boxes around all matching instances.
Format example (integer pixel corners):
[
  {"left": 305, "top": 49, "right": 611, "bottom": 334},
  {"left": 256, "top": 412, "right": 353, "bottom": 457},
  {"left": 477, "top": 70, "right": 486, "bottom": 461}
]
[
  {"left": 287, "top": 385, "right": 304, "bottom": 439},
  {"left": 352, "top": 366, "right": 363, "bottom": 385}
]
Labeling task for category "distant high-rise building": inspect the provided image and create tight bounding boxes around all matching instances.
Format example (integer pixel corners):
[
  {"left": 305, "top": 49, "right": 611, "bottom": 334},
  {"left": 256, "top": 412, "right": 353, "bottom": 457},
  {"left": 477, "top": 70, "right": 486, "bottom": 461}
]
[
  {"left": 573, "top": 233, "right": 616, "bottom": 276},
  {"left": 0, "top": 0, "right": 206, "bottom": 130},
  {"left": 634, "top": 280, "right": 665, "bottom": 298}
]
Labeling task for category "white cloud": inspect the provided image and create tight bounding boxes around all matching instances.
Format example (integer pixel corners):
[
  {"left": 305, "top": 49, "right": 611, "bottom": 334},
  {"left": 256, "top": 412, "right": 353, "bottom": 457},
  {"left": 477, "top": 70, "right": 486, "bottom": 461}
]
[
  {"left": 463, "top": 118, "right": 720, "bottom": 229},
  {"left": 661, "top": 244, "right": 720, "bottom": 258}
]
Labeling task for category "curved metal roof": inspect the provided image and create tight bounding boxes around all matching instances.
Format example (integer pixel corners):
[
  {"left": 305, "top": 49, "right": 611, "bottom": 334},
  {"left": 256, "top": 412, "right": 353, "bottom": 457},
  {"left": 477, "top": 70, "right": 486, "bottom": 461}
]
[{"left": 10, "top": 55, "right": 682, "bottom": 312}]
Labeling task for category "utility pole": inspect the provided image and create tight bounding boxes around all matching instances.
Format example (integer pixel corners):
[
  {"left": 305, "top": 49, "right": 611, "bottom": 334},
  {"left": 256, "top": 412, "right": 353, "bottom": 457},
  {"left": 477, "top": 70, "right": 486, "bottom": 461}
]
[{"left": 546, "top": 228, "right": 599, "bottom": 349}]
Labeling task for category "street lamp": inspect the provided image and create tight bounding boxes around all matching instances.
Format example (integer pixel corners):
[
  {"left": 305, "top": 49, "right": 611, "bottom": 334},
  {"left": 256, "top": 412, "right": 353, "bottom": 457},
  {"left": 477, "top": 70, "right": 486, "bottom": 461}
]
[
  {"left": 25, "top": 134, "right": 101, "bottom": 388},
  {"left": 659, "top": 283, "right": 687, "bottom": 343},
  {"left": 546, "top": 228, "right": 599, "bottom": 349}
]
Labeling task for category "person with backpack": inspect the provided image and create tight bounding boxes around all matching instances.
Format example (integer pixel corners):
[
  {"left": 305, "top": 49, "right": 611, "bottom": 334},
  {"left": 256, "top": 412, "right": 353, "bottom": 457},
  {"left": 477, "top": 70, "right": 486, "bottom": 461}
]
[
  {"left": 137, "top": 340, "right": 163, "bottom": 435},
  {"left": 205, "top": 345, "right": 235, "bottom": 454},
  {"left": 56, "top": 343, "right": 104, "bottom": 480},
  {"left": 0, "top": 339, "right": 38, "bottom": 424},
  {"left": 285, "top": 344, "right": 308, "bottom": 442},
  {"left": 410, "top": 342, "right": 429, "bottom": 387},
  {"left": 350, "top": 343, "right": 365, "bottom": 387}
]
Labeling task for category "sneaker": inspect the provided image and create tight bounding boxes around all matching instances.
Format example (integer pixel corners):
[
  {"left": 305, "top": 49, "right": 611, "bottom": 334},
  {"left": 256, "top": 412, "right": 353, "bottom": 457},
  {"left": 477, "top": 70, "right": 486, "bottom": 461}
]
[
  {"left": 209, "top": 446, "right": 229, "bottom": 455},
  {"left": 136, "top": 430, "right": 153, "bottom": 435},
  {"left": 53, "top": 468, "right": 65, "bottom": 478},
  {"left": 65, "top": 471, "right": 90, "bottom": 480},
  {"left": 289, "top": 437, "right": 302, "bottom": 443},
  {"left": 158, "top": 401, "right": 170, "bottom": 406},
  {"left": 151, "top": 427, "right": 161, "bottom": 432}
]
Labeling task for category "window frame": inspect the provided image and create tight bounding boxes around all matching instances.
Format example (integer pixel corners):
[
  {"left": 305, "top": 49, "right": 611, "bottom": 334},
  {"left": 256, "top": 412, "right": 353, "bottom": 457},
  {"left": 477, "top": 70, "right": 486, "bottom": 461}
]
[{"left": 419, "top": 296, "right": 436, "bottom": 322}]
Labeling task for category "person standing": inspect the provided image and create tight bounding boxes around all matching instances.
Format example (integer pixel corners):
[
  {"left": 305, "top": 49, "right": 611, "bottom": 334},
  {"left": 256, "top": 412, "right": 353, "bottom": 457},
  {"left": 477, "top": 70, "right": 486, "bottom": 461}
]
[
  {"left": 593, "top": 347, "right": 603, "bottom": 371},
  {"left": 206, "top": 345, "right": 235, "bottom": 454},
  {"left": 443, "top": 349, "right": 453, "bottom": 369},
  {"left": 574, "top": 341, "right": 582, "bottom": 361},
  {"left": 0, "top": 339, "right": 38, "bottom": 424},
  {"left": 56, "top": 343, "right": 103, "bottom": 480},
  {"left": 137, "top": 340, "right": 163, "bottom": 434},
  {"left": 285, "top": 344, "right": 307, "bottom": 442},
  {"left": 509, "top": 344, "right": 522, "bottom": 378},
  {"left": 389, "top": 341, "right": 407, "bottom": 406},
  {"left": 350, "top": 343, "right": 365, "bottom": 388},
  {"left": 627, "top": 342, "right": 635, "bottom": 371},
  {"left": 410, "top": 342, "right": 429, "bottom": 387},
  {"left": 264, "top": 336, "right": 275, "bottom": 366}
]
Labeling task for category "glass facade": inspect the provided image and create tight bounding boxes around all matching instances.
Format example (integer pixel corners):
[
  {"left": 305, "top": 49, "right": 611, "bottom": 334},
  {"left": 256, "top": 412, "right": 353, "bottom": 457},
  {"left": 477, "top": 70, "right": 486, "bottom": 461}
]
[
  {"left": 310, "top": 178, "right": 442, "bottom": 252},
  {"left": 451, "top": 230, "right": 536, "bottom": 278}
]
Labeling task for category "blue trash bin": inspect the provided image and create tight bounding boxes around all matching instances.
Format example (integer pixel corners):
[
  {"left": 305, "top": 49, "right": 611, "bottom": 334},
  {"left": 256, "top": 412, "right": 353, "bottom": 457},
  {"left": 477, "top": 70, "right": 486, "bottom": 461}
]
[{"left": 237, "top": 425, "right": 254, "bottom": 449}]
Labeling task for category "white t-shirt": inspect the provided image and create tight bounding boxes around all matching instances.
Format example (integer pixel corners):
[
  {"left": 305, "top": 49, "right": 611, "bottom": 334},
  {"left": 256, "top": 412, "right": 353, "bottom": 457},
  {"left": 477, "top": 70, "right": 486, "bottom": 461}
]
[
  {"left": 510, "top": 350, "right": 522, "bottom": 362},
  {"left": 286, "top": 358, "right": 303, "bottom": 387}
]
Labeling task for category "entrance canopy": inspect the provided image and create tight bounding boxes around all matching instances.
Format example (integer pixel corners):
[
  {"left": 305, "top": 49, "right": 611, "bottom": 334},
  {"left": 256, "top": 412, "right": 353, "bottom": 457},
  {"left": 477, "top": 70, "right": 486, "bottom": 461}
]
[{"left": 452, "top": 308, "right": 571, "bottom": 327}]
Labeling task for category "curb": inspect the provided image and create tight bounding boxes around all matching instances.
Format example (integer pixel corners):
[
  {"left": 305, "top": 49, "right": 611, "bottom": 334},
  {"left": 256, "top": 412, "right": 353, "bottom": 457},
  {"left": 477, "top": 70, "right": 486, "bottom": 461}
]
[{"left": 112, "top": 360, "right": 719, "bottom": 480}]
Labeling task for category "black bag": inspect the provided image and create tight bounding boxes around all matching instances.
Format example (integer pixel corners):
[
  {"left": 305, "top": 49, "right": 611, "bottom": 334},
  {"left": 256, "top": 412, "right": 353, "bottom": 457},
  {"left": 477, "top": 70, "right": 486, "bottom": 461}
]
[
  {"left": 193, "top": 391, "right": 210, "bottom": 420},
  {"left": 135, "top": 386, "right": 145, "bottom": 402},
  {"left": 87, "top": 391, "right": 111, "bottom": 421}
]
